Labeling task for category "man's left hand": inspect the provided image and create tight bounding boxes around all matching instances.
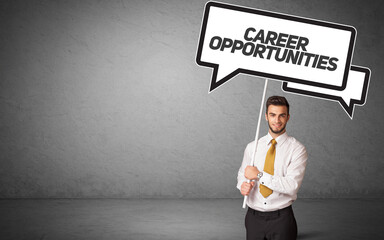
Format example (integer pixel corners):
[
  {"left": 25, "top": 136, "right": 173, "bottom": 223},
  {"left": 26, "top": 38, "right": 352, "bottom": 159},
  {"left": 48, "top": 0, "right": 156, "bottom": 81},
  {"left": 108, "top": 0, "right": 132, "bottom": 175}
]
[{"left": 244, "top": 166, "right": 260, "bottom": 180}]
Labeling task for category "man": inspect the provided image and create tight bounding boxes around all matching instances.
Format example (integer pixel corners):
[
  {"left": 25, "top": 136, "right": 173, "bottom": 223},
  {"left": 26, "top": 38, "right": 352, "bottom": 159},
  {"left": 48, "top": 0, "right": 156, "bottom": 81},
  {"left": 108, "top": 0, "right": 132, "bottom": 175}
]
[{"left": 237, "top": 96, "right": 307, "bottom": 240}]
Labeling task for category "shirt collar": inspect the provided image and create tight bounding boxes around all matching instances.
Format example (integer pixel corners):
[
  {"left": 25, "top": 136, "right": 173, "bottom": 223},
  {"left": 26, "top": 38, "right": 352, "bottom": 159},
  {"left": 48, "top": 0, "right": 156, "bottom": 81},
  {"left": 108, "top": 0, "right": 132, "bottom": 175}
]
[{"left": 266, "top": 132, "right": 289, "bottom": 146}]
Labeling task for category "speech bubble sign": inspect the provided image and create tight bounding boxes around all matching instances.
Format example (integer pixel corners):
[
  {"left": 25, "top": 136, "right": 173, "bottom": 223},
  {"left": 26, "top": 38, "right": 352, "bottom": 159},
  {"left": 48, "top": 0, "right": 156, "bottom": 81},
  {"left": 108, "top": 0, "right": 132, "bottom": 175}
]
[
  {"left": 196, "top": 1, "right": 356, "bottom": 92},
  {"left": 282, "top": 65, "right": 370, "bottom": 119}
]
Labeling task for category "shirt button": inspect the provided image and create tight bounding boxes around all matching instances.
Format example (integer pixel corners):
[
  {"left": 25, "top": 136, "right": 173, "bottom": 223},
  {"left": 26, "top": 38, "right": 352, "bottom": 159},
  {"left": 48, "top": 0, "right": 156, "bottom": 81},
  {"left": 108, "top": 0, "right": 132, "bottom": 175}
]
[
  {"left": 262, "top": 182, "right": 264, "bottom": 184},
  {"left": 264, "top": 202, "right": 267, "bottom": 205}
]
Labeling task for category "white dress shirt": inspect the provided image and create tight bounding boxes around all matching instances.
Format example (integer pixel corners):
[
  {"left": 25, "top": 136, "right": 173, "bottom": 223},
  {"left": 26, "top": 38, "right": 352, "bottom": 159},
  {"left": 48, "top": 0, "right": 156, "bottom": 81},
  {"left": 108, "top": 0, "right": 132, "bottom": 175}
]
[{"left": 237, "top": 132, "right": 308, "bottom": 212}]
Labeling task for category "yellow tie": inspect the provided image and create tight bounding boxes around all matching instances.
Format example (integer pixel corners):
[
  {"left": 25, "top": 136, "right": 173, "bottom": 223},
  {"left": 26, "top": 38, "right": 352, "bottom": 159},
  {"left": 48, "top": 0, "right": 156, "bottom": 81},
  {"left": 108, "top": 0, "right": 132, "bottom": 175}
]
[{"left": 260, "top": 139, "right": 277, "bottom": 198}]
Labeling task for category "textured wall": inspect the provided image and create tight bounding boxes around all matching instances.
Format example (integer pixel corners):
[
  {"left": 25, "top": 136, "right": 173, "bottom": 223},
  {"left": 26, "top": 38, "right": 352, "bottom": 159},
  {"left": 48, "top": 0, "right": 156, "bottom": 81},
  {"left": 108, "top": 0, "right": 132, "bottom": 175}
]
[{"left": 0, "top": 0, "right": 383, "bottom": 198}]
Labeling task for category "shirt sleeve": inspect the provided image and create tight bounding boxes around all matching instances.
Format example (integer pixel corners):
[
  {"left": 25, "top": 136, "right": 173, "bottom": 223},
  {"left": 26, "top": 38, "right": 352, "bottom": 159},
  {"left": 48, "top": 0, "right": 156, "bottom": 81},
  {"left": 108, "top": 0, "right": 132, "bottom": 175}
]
[
  {"left": 259, "top": 144, "right": 308, "bottom": 196},
  {"left": 237, "top": 143, "right": 253, "bottom": 190}
]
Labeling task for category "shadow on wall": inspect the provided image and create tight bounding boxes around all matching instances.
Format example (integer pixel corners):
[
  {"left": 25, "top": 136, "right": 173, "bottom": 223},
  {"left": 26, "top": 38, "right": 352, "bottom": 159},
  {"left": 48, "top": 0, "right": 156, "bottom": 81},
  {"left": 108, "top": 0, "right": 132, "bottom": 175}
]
[{"left": 298, "top": 231, "right": 324, "bottom": 239}]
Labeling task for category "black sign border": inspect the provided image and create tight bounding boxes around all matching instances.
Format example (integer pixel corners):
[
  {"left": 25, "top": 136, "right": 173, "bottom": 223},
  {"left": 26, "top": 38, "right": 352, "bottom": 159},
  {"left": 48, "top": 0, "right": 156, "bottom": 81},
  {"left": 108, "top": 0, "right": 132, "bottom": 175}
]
[
  {"left": 282, "top": 65, "right": 371, "bottom": 118},
  {"left": 196, "top": 1, "right": 356, "bottom": 92}
]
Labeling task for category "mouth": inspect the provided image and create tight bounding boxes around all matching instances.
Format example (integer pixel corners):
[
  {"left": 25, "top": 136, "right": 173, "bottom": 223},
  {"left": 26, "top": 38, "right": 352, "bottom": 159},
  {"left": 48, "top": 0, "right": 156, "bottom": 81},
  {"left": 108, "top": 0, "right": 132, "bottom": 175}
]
[{"left": 273, "top": 124, "right": 282, "bottom": 128}]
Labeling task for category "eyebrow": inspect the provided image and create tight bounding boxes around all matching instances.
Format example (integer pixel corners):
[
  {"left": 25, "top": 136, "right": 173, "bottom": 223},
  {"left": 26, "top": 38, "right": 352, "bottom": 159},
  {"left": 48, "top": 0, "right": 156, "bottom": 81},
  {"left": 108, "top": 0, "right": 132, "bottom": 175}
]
[{"left": 268, "top": 113, "right": 287, "bottom": 116}]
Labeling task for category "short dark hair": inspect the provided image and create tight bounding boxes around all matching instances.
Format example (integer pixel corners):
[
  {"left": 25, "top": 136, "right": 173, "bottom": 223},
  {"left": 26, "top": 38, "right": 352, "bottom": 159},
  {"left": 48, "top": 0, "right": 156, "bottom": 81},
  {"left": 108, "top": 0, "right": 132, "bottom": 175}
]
[{"left": 266, "top": 96, "right": 290, "bottom": 114}]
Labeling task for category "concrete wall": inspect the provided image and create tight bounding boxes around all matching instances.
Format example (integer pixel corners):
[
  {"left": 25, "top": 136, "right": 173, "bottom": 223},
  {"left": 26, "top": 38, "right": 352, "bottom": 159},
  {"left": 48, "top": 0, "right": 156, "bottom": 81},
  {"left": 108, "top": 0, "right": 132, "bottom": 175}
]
[{"left": 0, "top": 0, "right": 383, "bottom": 198}]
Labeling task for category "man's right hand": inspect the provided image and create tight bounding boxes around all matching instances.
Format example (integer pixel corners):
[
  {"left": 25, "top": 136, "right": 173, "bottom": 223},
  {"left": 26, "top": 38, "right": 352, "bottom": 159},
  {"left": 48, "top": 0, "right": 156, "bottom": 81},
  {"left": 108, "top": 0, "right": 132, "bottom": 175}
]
[{"left": 240, "top": 181, "right": 255, "bottom": 196}]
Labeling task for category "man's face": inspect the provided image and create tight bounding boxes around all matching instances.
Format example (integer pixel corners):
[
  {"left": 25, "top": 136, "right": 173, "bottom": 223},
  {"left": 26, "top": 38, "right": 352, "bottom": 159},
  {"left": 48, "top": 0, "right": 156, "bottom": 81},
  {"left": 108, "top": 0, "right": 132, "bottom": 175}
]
[{"left": 265, "top": 105, "right": 290, "bottom": 136}]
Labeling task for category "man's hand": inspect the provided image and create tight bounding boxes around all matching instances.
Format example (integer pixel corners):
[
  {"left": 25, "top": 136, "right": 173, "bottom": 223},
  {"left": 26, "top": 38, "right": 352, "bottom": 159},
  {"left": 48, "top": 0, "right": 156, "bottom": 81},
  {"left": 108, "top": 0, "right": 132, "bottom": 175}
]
[
  {"left": 244, "top": 166, "right": 260, "bottom": 180},
  {"left": 240, "top": 181, "right": 255, "bottom": 196}
]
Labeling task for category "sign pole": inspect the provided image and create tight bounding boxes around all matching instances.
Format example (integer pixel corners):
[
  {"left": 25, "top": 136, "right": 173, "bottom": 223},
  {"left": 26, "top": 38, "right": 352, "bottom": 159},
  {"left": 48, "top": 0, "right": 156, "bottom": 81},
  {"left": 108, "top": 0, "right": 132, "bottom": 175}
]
[{"left": 242, "top": 78, "right": 269, "bottom": 209}]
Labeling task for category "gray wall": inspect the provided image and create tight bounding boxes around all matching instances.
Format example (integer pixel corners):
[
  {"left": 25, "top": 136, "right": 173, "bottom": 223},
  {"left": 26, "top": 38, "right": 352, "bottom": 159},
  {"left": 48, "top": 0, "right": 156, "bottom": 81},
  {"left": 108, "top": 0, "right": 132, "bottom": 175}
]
[{"left": 0, "top": 0, "right": 383, "bottom": 198}]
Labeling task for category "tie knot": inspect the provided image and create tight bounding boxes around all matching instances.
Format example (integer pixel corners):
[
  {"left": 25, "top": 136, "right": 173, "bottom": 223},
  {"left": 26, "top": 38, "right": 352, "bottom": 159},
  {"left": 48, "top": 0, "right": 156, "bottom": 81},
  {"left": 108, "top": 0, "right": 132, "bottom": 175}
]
[{"left": 270, "top": 139, "right": 277, "bottom": 146}]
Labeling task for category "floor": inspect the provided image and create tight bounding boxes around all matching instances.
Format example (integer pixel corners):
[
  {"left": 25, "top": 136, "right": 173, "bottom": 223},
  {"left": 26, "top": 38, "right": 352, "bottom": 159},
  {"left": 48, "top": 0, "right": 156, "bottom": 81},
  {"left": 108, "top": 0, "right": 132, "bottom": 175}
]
[{"left": 1, "top": 198, "right": 383, "bottom": 240}]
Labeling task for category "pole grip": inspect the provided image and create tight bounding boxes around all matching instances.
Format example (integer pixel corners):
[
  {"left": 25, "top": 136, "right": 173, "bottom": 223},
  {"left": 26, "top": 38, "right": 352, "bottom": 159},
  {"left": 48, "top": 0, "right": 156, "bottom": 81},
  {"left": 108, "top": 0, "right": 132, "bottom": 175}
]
[{"left": 242, "top": 179, "right": 251, "bottom": 208}]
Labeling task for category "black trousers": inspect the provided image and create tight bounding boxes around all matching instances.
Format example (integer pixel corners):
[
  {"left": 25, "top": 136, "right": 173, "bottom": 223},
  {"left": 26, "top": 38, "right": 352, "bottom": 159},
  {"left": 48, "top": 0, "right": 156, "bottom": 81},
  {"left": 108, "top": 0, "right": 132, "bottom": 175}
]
[{"left": 245, "top": 205, "right": 297, "bottom": 240}]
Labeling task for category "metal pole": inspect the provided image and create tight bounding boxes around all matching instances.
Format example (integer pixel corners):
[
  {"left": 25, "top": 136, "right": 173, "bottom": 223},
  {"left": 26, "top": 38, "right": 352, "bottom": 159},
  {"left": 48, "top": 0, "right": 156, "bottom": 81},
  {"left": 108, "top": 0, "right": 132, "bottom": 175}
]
[{"left": 242, "top": 78, "right": 269, "bottom": 208}]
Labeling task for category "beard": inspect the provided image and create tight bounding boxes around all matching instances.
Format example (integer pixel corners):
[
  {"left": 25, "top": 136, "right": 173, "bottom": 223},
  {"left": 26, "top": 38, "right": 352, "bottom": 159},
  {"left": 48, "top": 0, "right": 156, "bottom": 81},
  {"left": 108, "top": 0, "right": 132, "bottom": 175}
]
[{"left": 268, "top": 122, "right": 286, "bottom": 134}]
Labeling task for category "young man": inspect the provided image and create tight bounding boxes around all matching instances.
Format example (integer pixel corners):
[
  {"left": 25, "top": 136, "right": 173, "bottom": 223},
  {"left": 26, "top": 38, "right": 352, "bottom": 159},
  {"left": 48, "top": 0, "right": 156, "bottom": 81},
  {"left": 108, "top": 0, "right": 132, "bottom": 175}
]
[{"left": 237, "top": 96, "right": 307, "bottom": 240}]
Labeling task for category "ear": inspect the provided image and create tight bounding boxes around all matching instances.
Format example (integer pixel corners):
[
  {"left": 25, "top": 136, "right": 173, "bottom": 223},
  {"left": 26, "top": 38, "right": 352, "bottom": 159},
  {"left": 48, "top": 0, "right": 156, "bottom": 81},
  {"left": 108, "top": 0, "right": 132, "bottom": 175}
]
[
  {"left": 265, "top": 113, "right": 268, "bottom": 121},
  {"left": 287, "top": 114, "right": 290, "bottom": 122}
]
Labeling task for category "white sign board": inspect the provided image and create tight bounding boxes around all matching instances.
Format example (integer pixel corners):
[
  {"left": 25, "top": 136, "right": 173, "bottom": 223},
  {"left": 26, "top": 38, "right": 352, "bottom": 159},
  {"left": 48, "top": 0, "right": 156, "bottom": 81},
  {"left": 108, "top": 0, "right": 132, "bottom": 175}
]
[{"left": 196, "top": 1, "right": 370, "bottom": 118}]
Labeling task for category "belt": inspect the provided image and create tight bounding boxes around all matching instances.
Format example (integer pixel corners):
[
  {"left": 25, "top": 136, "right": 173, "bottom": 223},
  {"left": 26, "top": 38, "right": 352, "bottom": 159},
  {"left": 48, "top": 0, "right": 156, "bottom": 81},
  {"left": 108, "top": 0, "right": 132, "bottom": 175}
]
[{"left": 248, "top": 205, "right": 292, "bottom": 217}]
